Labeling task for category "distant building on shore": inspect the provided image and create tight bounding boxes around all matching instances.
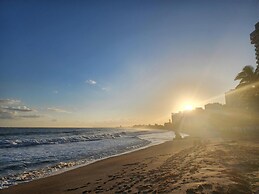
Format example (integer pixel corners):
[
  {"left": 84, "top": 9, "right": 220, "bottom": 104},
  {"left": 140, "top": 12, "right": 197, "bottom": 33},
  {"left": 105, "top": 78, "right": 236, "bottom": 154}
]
[
  {"left": 250, "top": 22, "right": 259, "bottom": 65},
  {"left": 164, "top": 119, "right": 173, "bottom": 129}
]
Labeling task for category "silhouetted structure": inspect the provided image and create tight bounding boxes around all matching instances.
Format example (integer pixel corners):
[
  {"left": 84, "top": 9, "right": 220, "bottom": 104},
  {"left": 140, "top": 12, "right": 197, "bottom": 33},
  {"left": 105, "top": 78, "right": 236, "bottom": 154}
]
[
  {"left": 171, "top": 105, "right": 225, "bottom": 137},
  {"left": 224, "top": 22, "right": 259, "bottom": 111},
  {"left": 250, "top": 22, "right": 259, "bottom": 65},
  {"left": 204, "top": 103, "right": 223, "bottom": 111},
  {"left": 170, "top": 22, "right": 259, "bottom": 138},
  {"left": 171, "top": 103, "right": 259, "bottom": 138},
  {"left": 225, "top": 89, "right": 246, "bottom": 109},
  {"left": 164, "top": 119, "right": 173, "bottom": 129}
]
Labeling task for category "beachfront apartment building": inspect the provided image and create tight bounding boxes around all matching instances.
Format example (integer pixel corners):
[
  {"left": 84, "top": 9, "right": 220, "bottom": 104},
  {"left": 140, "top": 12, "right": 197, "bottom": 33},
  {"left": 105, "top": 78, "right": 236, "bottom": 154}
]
[{"left": 250, "top": 22, "right": 259, "bottom": 65}]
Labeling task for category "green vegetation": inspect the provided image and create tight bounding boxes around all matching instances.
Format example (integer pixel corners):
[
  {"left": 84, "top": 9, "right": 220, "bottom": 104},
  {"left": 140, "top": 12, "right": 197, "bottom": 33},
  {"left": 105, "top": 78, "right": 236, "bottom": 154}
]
[
  {"left": 234, "top": 64, "right": 259, "bottom": 111},
  {"left": 235, "top": 65, "right": 259, "bottom": 88}
]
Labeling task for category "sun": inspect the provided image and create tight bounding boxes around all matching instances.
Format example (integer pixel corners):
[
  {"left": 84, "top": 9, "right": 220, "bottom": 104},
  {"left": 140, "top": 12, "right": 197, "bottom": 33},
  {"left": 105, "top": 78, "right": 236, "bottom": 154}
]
[
  {"left": 178, "top": 99, "right": 198, "bottom": 112},
  {"left": 183, "top": 104, "right": 194, "bottom": 111}
]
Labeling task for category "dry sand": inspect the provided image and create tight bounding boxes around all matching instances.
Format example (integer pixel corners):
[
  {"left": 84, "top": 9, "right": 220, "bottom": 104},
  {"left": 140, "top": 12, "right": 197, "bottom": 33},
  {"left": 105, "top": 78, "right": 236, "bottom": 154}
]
[{"left": 1, "top": 137, "right": 259, "bottom": 194}]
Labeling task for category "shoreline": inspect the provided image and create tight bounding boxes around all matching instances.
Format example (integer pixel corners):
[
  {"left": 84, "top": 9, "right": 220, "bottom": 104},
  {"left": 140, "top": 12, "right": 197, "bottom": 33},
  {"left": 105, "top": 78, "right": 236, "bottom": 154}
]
[
  {"left": 1, "top": 137, "right": 193, "bottom": 194},
  {"left": 1, "top": 137, "right": 258, "bottom": 194},
  {"left": 0, "top": 129, "right": 175, "bottom": 190}
]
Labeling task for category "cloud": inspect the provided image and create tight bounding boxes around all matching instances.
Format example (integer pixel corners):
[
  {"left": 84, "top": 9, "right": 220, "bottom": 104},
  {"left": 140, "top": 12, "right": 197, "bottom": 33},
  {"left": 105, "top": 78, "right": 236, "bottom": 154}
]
[
  {"left": 85, "top": 79, "right": 97, "bottom": 85},
  {"left": 18, "top": 114, "right": 41, "bottom": 118},
  {"left": 101, "top": 87, "right": 111, "bottom": 92},
  {"left": 0, "top": 99, "right": 39, "bottom": 120},
  {"left": 0, "top": 109, "right": 15, "bottom": 119},
  {"left": 0, "top": 99, "right": 21, "bottom": 105},
  {"left": 0, "top": 109, "right": 41, "bottom": 119},
  {"left": 53, "top": 90, "right": 59, "bottom": 94},
  {"left": 2, "top": 106, "right": 32, "bottom": 112},
  {"left": 85, "top": 79, "right": 111, "bottom": 92},
  {"left": 47, "top": 107, "right": 71, "bottom": 113}
]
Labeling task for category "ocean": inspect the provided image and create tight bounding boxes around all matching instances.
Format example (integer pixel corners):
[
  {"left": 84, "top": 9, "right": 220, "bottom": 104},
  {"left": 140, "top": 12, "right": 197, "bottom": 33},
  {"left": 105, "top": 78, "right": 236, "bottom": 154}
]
[{"left": 0, "top": 127, "right": 176, "bottom": 189}]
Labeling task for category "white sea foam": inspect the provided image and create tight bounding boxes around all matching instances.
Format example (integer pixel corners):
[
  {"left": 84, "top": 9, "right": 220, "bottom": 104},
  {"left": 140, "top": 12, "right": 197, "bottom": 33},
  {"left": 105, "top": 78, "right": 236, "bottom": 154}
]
[{"left": 0, "top": 128, "right": 176, "bottom": 189}]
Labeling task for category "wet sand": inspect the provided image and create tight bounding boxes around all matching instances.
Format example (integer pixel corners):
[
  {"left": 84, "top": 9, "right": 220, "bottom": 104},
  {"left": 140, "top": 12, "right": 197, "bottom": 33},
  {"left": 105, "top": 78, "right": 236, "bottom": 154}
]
[{"left": 1, "top": 137, "right": 259, "bottom": 194}]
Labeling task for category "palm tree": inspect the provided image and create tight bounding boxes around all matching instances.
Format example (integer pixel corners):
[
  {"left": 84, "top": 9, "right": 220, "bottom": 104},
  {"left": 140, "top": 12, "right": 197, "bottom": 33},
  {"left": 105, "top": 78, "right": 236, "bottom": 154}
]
[
  {"left": 234, "top": 65, "right": 258, "bottom": 88},
  {"left": 255, "top": 64, "right": 259, "bottom": 75},
  {"left": 234, "top": 65, "right": 259, "bottom": 111}
]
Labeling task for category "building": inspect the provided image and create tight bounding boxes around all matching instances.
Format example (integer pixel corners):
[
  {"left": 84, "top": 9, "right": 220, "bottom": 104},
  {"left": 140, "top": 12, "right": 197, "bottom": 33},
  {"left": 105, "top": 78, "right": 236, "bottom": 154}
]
[
  {"left": 224, "top": 22, "right": 259, "bottom": 110},
  {"left": 225, "top": 89, "right": 242, "bottom": 108},
  {"left": 164, "top": 119, "right": 173, "bottom": 129},
  {"left": 204, "top": 103, "right": 223, "bottom": 111},
  {"left": 250, "top": 22, "right": 259, "bottom": 65}
]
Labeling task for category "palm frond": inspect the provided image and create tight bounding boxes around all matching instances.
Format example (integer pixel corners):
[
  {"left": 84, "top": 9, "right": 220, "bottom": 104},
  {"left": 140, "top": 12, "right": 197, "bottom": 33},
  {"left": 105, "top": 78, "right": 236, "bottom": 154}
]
[{"left": 235, "top": 71, "right": 247, "bottom": 81}]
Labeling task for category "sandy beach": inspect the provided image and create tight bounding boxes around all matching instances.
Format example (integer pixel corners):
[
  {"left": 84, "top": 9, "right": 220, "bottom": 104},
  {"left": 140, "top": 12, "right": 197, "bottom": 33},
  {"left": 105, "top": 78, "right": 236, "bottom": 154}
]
[
  {"left": 1, "top": 137, "right": 259, "bottom": 194},
  {"left": 1, "top": 1, "right": 259, "bottom": 194}
]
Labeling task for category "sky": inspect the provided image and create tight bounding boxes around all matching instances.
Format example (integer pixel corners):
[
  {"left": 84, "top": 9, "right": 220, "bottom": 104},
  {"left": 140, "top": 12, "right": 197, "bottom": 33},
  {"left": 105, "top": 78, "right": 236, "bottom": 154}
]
[{"left": 0, "top": 0, "right": 259, "bottom": 127}]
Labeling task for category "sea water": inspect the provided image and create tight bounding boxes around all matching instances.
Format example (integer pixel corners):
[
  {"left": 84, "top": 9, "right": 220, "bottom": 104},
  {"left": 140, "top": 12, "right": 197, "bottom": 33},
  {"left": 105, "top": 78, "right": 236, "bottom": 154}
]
[{"left": 0, "top": 127, "right": 176, "bottom": 189}]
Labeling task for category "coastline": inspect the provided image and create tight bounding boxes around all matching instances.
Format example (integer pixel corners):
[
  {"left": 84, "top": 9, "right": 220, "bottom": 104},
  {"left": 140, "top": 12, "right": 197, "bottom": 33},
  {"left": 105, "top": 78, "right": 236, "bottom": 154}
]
[
  {"left": 1, "top": 137, "right": 192, "bottom": 194},
  {"left": 1, "top": 137, "right": 258, "bottom": 194},
  {"left": 0, "top": 128, "right": 175, "bottom": 189},
  {"left": 30, "top": 130, "right": 176, "bottom": 181}
]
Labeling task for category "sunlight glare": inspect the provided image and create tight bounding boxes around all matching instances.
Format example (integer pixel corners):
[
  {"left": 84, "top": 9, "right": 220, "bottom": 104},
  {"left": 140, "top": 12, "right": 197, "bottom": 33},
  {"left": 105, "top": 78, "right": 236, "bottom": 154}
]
[{"left": 183, "top": 104, "right": 194, "bottom": 111}]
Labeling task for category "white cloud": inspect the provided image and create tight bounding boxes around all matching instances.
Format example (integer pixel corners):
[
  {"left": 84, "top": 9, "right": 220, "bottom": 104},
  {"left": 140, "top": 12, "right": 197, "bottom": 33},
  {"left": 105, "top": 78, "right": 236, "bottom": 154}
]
[
  {"left": 18, "top": 114, "right": 41, "bottom": 118},
  {"left": 0, "top": 109, "right": 15, "bottom": 119},
  {"left": 2, "top": 106, "right": 32, "bottom": 112},
  {"left": 86, "top": 79, "right": 97, "bottom": 85},
  {"left": 47, "top": 107, "right": 71, "bottom": 113},
  {"left": 0, "top": 108, "right": 41, "bottom": 119},
  {"left": 0, "top": 99, "right": 40, "bottom": 120},
  {"left": 0, "top": 99, "right": 21, "bottom": 105},
  {"left": 101, "top": 87, "right": 111, "bottom": 91},
  {"left": 85, "top": 79, "right": 111, "bottom": 92}
]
